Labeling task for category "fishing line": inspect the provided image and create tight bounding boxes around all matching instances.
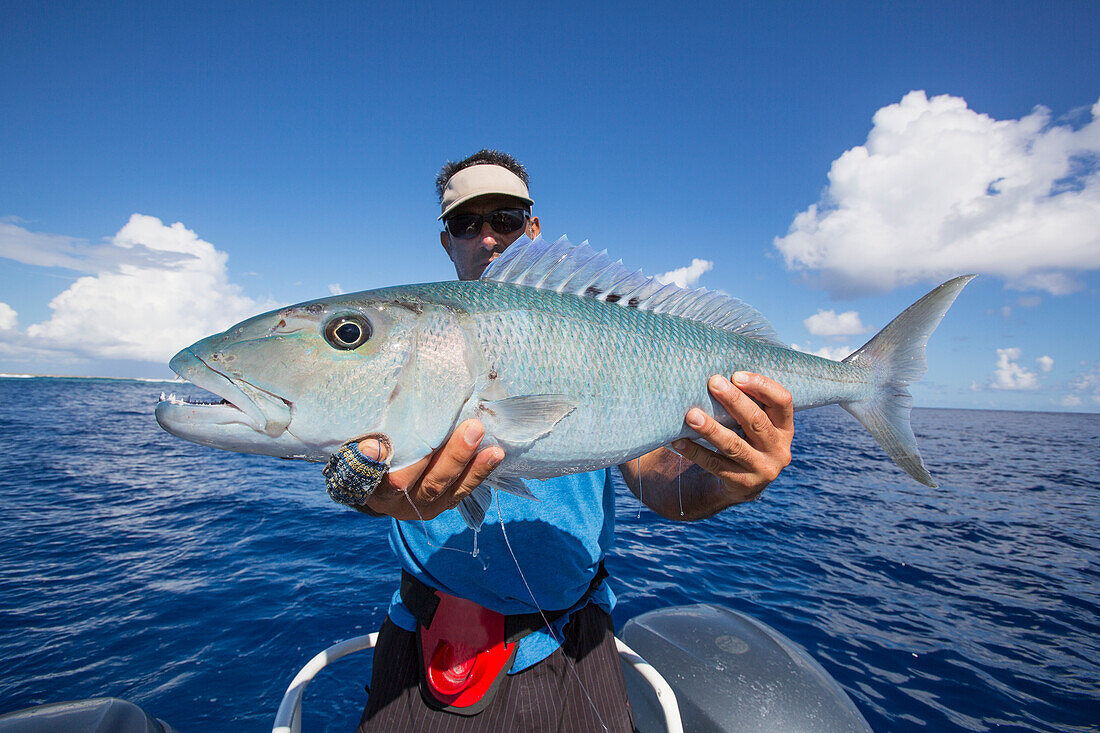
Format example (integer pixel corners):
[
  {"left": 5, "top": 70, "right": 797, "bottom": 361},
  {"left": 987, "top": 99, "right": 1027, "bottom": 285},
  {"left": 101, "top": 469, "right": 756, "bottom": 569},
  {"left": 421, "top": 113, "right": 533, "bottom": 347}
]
[
  {"left": 401, "top": 490, "right": 478, "bottom": 557},
  {"left": 635, "top": 456, "right": 642, "bottom": 519},
  {"left": 495, "top": 501, "right": 609, "bottom": 732},
  {"left": 364, "top": 435, "right": 475, "bottom": 557},
  {"left": 678, "top": 453, "right": 684, "bottom": 517}
]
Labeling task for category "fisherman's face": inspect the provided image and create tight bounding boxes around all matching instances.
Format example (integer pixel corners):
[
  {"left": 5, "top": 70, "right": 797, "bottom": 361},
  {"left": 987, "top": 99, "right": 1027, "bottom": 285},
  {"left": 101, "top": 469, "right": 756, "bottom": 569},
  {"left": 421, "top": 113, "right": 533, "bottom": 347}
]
[{"left": 440, "top": 194, "right": 541, "bottom": 280}]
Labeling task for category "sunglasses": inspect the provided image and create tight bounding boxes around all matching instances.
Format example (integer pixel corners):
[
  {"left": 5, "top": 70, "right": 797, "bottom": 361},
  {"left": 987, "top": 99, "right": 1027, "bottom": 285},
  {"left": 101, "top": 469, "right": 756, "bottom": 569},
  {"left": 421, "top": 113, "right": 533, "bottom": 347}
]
[{"left": 444, "top": 208, "right": 529, "bottom": 239}]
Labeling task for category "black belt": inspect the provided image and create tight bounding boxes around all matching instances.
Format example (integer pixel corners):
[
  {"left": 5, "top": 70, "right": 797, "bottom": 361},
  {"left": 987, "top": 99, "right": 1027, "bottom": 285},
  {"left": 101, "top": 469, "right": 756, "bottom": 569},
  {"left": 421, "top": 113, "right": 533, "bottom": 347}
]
[{"left": 401, "top": 560, "right": 609, "bottom": 645}]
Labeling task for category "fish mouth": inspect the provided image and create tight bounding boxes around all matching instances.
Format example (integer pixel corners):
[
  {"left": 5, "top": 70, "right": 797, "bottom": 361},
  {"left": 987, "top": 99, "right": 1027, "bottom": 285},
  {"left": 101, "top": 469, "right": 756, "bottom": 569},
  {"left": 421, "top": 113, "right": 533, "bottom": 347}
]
[{"left": 158, "top": 347, "right": 292, "bottom": 437}]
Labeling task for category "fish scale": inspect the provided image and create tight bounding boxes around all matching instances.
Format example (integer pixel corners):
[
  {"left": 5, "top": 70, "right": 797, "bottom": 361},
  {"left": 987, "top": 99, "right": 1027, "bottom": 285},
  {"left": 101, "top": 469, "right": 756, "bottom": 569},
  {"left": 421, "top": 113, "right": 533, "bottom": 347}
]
[{"left": 443, "top": 280, "right": 873, "bottom": 477}]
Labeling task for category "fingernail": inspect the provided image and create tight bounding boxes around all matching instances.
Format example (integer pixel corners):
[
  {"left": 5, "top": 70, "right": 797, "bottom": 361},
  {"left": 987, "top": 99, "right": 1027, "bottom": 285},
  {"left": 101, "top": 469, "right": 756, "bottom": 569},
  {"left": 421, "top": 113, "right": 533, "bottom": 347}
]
[
  {"left": 486, "top": 451, "right": 502, "bottom": 469},
  {"left": 673, "top": 439, "right": 689, "bottom": 451},
  {"left": 733, "top": 371, "right": 750, "bottom": 386},
  {"left": 464, "top": 423, "right": 484, "bottom": 447},
  {"left": 686, "top": 408, "right": 705, "bottom": 428},
  {"left": 710, "top": 374, "right": 731, "bottom": 393},
  {"left": 358, "top": 438, "right": 386, "bottom": 462}
]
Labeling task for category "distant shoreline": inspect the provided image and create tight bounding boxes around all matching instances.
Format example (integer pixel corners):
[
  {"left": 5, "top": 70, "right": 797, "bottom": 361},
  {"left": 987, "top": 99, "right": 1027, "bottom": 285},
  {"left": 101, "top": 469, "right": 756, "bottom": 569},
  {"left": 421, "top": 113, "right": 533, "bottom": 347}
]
[{"left": 0, "top": 373, "right": 181, "bottom": 383}]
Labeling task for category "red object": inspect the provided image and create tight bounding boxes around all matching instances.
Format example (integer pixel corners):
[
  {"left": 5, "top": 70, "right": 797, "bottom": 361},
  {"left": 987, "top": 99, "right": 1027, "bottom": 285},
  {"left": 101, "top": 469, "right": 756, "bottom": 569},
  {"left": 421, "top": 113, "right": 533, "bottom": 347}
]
[{"left": 419, "top": 589, "right": 516, "bottom": 712}]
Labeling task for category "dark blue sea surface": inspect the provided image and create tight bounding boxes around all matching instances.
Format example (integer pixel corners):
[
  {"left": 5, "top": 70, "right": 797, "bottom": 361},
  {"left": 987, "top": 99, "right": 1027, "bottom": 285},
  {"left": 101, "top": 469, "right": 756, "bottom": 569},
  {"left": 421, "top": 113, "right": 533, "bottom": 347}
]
[{"left": 0, "top": 376, "right": 1097, "bottom": 731}]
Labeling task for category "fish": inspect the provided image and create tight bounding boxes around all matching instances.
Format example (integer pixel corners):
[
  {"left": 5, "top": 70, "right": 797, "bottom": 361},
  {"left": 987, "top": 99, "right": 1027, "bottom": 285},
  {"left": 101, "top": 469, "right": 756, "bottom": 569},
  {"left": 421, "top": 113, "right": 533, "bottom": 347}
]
[{"left": 155, "top": 236, "right": 974, "bottom": 529}]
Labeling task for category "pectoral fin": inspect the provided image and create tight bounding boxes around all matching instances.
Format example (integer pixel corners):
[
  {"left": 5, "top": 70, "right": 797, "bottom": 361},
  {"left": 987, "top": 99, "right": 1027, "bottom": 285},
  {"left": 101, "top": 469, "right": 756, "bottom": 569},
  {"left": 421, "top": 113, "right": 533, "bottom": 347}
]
[{"left": 477, "top": 394, "right": 577, "bottom": 445}]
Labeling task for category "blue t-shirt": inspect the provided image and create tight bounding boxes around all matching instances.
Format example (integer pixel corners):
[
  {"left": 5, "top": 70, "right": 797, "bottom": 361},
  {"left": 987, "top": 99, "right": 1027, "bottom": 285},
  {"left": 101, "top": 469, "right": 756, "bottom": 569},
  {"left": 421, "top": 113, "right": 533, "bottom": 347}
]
[{"left": 387, "top": 469, "right": 616, "bottom": 672}]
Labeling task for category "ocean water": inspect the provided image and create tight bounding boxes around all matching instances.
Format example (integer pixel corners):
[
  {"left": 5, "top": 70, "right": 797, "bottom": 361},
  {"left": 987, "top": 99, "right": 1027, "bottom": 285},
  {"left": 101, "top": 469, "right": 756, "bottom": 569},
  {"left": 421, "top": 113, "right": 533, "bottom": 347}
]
[{"left": 0, "top": 376, "right": 1097, "bottom": 732}]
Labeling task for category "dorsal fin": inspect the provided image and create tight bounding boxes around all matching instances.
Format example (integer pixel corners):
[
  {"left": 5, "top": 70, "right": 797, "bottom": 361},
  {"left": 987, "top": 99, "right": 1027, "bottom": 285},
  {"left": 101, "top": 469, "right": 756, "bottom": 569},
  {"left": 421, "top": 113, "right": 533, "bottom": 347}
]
[{"left": 482, "top": 236, "right": 781, "bottom": 343}]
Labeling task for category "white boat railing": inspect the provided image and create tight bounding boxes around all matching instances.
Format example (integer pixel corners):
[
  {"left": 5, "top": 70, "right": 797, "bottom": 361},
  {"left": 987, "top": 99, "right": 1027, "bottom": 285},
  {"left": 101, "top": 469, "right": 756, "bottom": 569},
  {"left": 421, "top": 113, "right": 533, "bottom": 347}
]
[
  {"left": 614, "top": 637, "right": 684, "bottom": 733},
  {"left": 272, "top": 633, "right": 377, "bottom": 733},
  {"left": 271, "top": 633, "right": 682, "bottom": 733}
]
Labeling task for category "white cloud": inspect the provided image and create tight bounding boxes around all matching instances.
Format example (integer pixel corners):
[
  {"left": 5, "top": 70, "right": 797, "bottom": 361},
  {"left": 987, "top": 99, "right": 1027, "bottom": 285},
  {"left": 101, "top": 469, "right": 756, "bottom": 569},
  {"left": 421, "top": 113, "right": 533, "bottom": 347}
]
[
  {"left": 1069, "top": 364, "right": 1100, "bottom": 390},
  {"left": 1011, "top": 273, "right": 1081, "bottom": 296},
  {"left": 791, "top": 343, "right": 853, "bottom": 361},
  {"left": 11, "top": 214, "right": 267, "bottom": 362},
  {"left": 0, "top": 303, "right": 16, "bottom": 330},
  {"left": 1068, "top": 362, "right": 1100, "bottom": 405},
  {"left": 0, "top": 219, "right": 197, "bottom": 273},
  {"left": 328, "top": 283, "right": 345, "bottom": 295},
  {"left": 1037, "top": 355, "right": 1054, "bottom": 372},
  {"left": 0, "top": 222, "right": 87, "bottom": 270},
  {"left": 1060, "top": 395, "right": 1082, "bottom": 407},
  {"left": 991, "top": 347, "right": 1039, "bottom": 390},
  {"left": 1016, "top": 295, "right": 1042, "bottom": 308},
  {"left": 803, "top": 309, "right": 868, "bottom": 337},
  {"left": 656, "top": 258, "right": 713, "bottom": 288},
  {"left": 775, "top": 91, "right": 1100, "bottom": 296}
]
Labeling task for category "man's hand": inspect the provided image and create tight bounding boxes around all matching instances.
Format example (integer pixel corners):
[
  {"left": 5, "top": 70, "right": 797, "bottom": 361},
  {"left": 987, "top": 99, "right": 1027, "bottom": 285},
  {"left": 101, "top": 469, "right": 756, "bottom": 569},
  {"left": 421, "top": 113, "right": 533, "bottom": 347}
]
[
  {"left": 620, "top": 371, "right": 793, "bottom": 520},
  {"left": 674, "top": 372, "right": 793, "bottom": 504},
  {"left": 360, "top": 420, "right": 503, "bottom": 521}
]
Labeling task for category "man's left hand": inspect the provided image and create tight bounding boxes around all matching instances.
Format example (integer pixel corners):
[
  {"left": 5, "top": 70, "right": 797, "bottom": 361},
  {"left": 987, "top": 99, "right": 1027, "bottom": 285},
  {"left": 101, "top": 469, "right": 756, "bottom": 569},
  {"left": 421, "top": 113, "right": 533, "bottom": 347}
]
[{"left": 673, "top": 372, "right": 793, "bottom": 504}]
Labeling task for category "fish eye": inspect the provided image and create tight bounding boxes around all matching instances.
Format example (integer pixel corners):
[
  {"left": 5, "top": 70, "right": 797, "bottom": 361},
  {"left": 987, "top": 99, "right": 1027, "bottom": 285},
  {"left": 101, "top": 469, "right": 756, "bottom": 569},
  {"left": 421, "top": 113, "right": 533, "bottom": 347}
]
[{"left": 323, "top": 314, "right": 372, "bottom": 350}]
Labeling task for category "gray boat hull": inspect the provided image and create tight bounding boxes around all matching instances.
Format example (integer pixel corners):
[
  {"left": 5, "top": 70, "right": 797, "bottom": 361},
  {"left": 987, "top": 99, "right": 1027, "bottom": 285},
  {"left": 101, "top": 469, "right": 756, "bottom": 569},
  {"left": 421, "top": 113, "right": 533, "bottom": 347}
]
[
  {"left": 621, "top": 604, "right": 872, "bottom": 732},
  {"left": 0, "top": 697, "right": 178, "bottom": 733}
]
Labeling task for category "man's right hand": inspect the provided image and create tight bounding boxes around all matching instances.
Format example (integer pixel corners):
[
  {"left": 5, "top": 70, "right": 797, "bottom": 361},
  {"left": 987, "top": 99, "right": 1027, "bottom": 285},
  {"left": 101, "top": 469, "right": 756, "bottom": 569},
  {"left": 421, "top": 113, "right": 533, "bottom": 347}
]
[{"left": 361, "top": 420, "right": 503, "bottom": 521}]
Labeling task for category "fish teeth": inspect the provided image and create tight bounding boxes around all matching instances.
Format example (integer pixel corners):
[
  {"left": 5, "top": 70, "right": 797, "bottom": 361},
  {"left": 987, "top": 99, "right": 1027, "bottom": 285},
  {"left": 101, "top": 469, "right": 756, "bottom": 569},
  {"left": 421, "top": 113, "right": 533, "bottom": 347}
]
[
  {"left": 159, "top": 391, "right": 216, "bottom": 407},
  {"left": 164, "top": 392, "right": 185, "bottom": 405}
]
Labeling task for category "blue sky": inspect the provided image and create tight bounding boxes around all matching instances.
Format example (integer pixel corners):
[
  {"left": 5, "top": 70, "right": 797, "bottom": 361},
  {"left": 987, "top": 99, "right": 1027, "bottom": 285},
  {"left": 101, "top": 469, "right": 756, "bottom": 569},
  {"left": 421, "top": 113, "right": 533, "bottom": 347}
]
[{"left": 1, "top": 1, "right": 1098, "bottom": 412}]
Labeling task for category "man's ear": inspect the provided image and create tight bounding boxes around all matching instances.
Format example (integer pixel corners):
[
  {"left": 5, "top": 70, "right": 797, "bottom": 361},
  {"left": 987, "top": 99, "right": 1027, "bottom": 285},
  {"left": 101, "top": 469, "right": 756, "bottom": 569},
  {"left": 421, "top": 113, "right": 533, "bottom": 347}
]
[
  {"left": 526, "top": 216, "right": 540, "bottom": 238},
  {"left": 440, "top": 229, "right": 452, "bottom": 255}
]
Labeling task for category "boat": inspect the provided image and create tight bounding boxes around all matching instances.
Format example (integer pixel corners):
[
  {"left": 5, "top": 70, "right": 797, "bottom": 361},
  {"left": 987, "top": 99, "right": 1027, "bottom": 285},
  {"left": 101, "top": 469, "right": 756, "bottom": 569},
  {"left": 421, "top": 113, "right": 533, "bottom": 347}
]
[{"left": 0, "top": 604, "right": 870, "bottom": 732}]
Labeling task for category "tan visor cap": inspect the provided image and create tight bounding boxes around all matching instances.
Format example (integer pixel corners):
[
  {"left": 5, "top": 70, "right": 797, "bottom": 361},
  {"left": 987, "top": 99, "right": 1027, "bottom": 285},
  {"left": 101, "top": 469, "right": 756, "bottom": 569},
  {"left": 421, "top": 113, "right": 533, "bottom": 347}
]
[{"left": 439, "top": 164, "right": 534, "bottom": 220}]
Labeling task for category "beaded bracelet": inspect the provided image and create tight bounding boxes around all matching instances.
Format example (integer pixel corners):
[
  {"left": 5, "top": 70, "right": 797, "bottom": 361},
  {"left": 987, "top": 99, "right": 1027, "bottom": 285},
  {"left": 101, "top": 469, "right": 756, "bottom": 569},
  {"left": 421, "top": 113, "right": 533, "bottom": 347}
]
[{"left": 322, "top": 438, "right": 391, "bottom": 507}]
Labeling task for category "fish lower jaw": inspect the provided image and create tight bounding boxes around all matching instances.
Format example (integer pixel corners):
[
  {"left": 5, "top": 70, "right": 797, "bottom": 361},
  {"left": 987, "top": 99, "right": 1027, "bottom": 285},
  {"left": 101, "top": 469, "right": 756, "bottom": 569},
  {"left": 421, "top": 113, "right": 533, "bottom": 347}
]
[
  {"left": 154, "top": 400, "right": 313, "bottom": 459},
  {"left": 155, "top": 392, "right": 292, "bottom": 438},
  {"left": 155, "top": 397, "right": 260, "bottom": 431}
]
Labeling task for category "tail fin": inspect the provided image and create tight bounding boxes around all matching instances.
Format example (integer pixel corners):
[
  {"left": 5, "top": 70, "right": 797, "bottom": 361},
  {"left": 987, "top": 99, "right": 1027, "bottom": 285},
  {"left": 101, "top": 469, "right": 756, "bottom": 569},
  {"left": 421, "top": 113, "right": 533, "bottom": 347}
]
[{"left": 841, "top": 275, "right": 976, "bottom": 487}]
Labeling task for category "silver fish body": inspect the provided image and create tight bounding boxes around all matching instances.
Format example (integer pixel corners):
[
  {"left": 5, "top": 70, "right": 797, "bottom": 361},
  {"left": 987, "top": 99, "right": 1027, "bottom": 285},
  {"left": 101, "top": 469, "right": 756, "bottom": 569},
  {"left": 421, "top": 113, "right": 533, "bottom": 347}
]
[{"left": 156, "top": 237, "right": 973, "bottom": 528}]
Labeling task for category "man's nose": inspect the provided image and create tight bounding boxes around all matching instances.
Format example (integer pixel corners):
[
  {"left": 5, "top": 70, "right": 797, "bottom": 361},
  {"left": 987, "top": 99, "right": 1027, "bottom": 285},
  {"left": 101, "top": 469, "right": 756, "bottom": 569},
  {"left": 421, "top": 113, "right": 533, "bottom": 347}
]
[{"left": 478, "top": 222, "right": 501, "bottom": 247}]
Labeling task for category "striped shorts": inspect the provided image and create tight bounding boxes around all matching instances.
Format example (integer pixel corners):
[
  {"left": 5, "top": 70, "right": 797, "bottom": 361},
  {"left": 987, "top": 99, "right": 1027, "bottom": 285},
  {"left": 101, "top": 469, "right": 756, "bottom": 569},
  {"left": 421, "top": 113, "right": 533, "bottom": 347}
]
[{"left": 356, "top": 603, "right": 635, "bottom": 732}]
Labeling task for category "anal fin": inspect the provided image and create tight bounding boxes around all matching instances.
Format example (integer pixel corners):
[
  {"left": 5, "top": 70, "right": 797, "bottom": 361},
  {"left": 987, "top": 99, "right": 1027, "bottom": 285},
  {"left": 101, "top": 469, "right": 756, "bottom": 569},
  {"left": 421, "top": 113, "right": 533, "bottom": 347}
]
[{"left": 457, "top": 484, "right": 493, "bottom": 531}]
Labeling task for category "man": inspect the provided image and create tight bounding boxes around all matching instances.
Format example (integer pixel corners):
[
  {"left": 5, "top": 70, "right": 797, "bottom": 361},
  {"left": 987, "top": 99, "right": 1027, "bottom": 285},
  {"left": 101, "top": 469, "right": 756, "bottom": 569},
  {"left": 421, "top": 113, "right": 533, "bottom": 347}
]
[{"left": 350, "top": 150, "right": 794, "bottom": 731}]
